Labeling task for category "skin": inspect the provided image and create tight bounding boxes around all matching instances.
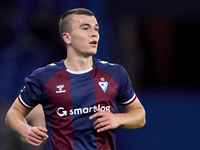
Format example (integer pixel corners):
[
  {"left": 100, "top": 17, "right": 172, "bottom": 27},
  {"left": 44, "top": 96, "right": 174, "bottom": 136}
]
[
  {"left": 5, "top": 14, "right": 146, "bottom": 146},
  {"left": 91, "top": 97, "right": 146, "bottom": 132},
  {"left": 5, "top": 98, "right": 48, "bottom": 146},
  {"left": 62, "top": 14, "right": 100, "bottom": 72}
]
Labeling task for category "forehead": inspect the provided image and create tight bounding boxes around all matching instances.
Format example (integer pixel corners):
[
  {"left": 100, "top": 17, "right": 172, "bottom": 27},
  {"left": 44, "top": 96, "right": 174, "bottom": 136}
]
[{"left": 71, "top": 14, "right": 98, "bottom": 27}]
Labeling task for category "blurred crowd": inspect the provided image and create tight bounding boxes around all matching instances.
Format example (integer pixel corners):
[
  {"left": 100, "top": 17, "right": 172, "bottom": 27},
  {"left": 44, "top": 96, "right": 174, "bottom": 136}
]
[{"left": 0, "top": 0, "right": 67, "bottom": 103}]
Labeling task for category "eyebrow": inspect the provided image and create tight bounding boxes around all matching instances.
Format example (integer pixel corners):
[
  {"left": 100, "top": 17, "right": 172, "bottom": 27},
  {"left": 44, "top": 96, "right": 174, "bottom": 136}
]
[{"left": 79, "top": 23, "right": 99, "bottom": 28}]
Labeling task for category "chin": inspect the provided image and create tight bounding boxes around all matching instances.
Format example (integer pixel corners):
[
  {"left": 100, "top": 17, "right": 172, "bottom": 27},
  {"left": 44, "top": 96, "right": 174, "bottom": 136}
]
[
  {"left": 83, "top": 51, "right": 97, "bottom": 58},
  {"left": 89, "top": 49, "right": 97, "bottom": 55},
  {"left": 88, "top": 52, "right": 97, "bottom": 57}
]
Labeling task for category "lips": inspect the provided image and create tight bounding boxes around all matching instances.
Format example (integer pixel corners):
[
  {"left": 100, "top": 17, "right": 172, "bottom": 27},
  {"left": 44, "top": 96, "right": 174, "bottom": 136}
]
[
  {"left": 89, "top": 40, "right": 98, "bottom": 46},
  {"left": 90, "top": 41, "right": 97, "bottom": 44}
]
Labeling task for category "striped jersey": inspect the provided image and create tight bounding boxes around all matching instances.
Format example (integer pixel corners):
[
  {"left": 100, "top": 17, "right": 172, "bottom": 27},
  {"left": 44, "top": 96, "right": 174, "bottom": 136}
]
[{"left": 19, "top": 58, "right": 136, "bottom": 150}]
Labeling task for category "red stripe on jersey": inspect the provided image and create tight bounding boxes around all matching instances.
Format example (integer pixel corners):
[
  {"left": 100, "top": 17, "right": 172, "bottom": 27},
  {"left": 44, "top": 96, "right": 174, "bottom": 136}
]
[
  {"left": 92, "top": 68, "right": 117, "bottom": 150},
  {"left": 45, "top": 69, "right": 74, "bottom": 150}
]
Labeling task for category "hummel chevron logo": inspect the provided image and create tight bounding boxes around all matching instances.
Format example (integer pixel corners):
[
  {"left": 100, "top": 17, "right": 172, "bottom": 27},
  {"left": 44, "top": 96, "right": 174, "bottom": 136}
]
[
  {"left": 98, "top": 77, "right": 109, "bottom": 93},
  {"left": 56, "top": 85, "right": 66, "bottom": 93}
]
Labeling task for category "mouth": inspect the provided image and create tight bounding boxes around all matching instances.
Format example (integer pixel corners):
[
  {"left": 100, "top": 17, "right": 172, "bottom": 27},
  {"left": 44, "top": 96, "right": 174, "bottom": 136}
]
[{"left": 89, "top": 40, "right": 98, "bottom": 46}]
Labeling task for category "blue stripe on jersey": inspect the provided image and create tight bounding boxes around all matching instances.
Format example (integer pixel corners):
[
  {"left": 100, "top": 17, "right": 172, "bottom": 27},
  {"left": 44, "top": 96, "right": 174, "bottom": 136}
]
[
  {"left": 43, "top": 102, "right": 53, "bottom": 149},
  {"left": 69, "top": 71, "right": 97, "bottom": 150}
]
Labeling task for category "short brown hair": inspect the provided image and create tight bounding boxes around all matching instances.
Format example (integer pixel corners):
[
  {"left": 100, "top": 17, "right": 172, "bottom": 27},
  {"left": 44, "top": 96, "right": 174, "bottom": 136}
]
[{"left": 59, "top": 8, "right": 95, "bottom": 44}]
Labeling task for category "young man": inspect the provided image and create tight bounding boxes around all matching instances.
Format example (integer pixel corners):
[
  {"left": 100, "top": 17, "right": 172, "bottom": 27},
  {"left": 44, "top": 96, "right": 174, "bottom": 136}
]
[{"left": 5, "top": 8, "right": 146, "bottom": 150}]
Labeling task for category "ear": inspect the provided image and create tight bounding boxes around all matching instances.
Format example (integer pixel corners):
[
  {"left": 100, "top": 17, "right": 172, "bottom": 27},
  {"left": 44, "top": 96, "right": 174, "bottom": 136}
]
[{"left": 62, "top": 32, "right": 71, "bottom": 44}]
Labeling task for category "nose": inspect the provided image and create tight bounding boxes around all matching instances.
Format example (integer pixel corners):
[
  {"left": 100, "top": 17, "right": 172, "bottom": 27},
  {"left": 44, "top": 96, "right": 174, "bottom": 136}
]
[{"left": 91, "top": 29, "right": 99, "bottom": 38}]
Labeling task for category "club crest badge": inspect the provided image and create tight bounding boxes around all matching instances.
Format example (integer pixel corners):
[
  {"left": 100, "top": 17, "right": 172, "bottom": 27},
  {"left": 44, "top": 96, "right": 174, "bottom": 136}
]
[{"left": 98, "top": 77, "right": 108, "bottom": 93}]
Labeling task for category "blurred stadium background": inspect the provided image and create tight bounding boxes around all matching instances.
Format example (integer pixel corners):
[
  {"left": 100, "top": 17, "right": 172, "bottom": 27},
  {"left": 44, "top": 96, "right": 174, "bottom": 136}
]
[{"left": 0, "top": 0, "right": 200, "bottom": 149}]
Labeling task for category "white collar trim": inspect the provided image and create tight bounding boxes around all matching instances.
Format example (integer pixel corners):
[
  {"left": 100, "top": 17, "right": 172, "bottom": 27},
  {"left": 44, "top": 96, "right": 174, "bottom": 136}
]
[{"left": 66, "top": 67, "right": 93, "bottom": 74}]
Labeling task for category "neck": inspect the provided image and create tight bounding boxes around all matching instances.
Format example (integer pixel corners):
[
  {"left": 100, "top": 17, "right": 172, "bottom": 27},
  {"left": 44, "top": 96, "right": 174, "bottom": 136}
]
[{"left": 64, "top": 56, "right": 93, "bottom": 72}]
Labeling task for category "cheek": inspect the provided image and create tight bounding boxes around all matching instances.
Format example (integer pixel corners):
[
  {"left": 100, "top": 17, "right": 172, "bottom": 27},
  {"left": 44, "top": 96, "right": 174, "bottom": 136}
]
[
  {"left": 75, "top": 34, "right": 87, "bottom": 43},
  {"left": 81, "top": 43, "right": 86, "bottom": 49},
  {"left": 72, "top": 37, "right": 87, "bottom": 50},
  {"left": 70, "top": 32, "right": 89, "bottom": 49},
  {"left": 71, "top": 35, "right": 84, "bottom": 45}
]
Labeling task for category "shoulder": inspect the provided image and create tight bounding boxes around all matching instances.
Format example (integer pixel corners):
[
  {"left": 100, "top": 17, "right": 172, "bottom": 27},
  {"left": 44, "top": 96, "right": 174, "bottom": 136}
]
[
  {"left": 32, "top": 60, "right": 66, "bottom": 76},
  {"left": 27, "top": 59, "right": 66, "bottom": 83},
  {"left": 93, "top": 58, "right": 130, "bottom": 85},
  {"left": 93, "top": 58, "right": 127, "bottom": 75}
]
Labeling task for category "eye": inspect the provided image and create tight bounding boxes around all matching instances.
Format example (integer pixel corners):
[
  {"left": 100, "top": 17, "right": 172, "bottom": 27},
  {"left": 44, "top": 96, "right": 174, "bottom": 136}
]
[
  {"left": 95, "top": 28, "right": 99, "bottom": 31},
  {"left": 83, "top": 27, "right": 89, "bottom": 30}
]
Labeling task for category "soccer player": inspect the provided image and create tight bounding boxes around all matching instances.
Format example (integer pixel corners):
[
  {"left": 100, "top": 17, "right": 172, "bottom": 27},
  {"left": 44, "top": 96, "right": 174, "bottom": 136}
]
[{"left": 5, "top": 8, "right": 146, "bottom": 150}]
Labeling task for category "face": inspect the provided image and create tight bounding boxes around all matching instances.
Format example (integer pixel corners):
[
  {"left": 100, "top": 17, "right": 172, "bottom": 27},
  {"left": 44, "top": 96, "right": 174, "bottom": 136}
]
[{"left": 63, "top": 14, "right": 100, "bottom": 58}]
